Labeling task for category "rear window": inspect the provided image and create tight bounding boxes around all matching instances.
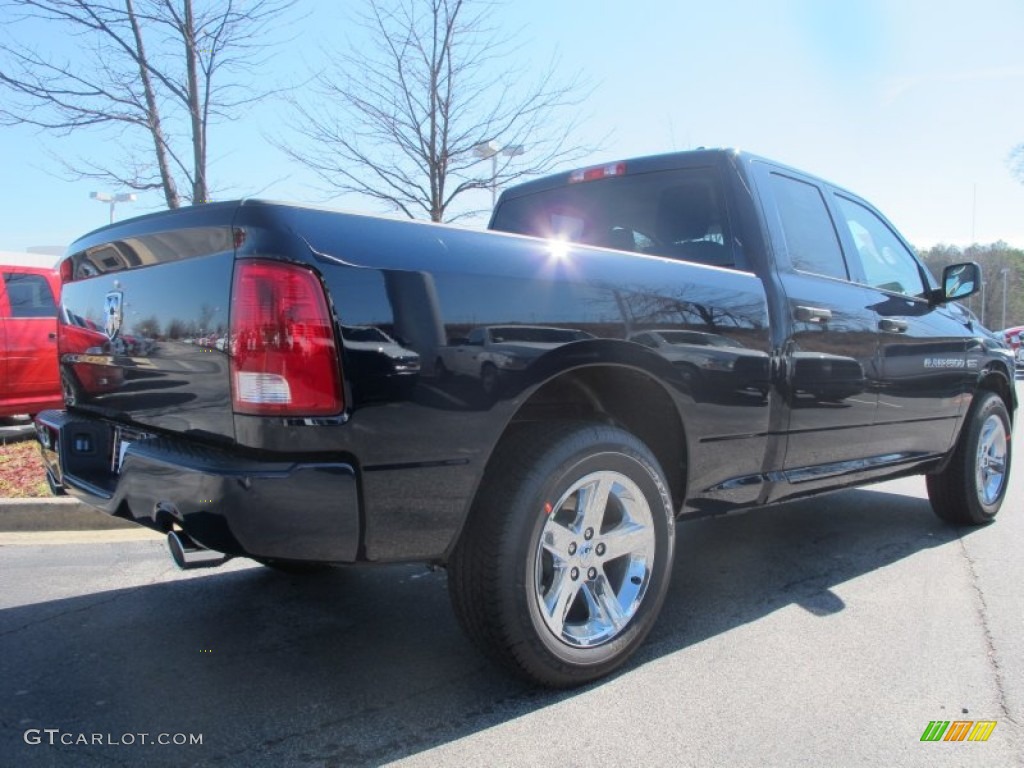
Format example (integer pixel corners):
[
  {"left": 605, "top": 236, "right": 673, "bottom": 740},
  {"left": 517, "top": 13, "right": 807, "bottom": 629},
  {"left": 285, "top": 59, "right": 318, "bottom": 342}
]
[
  {"left": 492, "top": 168, "right": 746, "bottom": 270},
  {"left": 2, "top": 272, "right": 57, "bottom": 318}
]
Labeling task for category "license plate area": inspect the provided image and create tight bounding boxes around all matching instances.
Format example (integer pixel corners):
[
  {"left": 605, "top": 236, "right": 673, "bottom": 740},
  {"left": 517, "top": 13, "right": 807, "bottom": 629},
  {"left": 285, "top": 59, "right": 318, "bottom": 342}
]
[{"left": 111, "top": 426, "right": 153, "bottom": 474}]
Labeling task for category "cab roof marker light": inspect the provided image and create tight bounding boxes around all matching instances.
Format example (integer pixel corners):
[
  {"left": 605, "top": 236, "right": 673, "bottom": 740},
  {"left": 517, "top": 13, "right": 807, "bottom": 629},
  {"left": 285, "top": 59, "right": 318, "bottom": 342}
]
[{"left": 568, "top": 162, "right": 627, "bottom": 183}]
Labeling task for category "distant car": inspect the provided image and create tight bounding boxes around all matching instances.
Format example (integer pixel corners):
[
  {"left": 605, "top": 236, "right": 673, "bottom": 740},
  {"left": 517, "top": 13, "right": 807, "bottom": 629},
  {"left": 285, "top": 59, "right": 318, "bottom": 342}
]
[
  {"left": 999, "top": 325, "right": 1023, "bottom": 367},
  {"left": 340, "top": 325, "right": 421, "bottom": 399},
  {"left": 436, "top": 325, "right": 593, "bottom": 395},
  {"left": 0, "top": 257, "right": 62, "bottom": 418},
  {"left": 627, "top": 329, "right": 771, "bottom": 398}
]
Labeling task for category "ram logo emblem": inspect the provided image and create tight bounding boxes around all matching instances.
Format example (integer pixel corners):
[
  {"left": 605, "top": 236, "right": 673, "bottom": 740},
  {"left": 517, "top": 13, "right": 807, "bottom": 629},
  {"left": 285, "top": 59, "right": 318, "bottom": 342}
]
[{"left": 104, "top": 290, "right": 124, "bottom": 341}]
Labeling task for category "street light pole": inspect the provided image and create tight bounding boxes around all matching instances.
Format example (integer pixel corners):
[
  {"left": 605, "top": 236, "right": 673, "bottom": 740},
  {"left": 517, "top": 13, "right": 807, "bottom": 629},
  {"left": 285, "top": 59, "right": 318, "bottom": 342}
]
[
  {"left": 489, "top": 154, "right": 498, "bottom": 208},
  {"left": 472, "top": 141, "right": 525, "bottom": 208},
  {"left": 90, "top": 191, "right": 137, "bottom": 224},
  {"left": 1000, "top": 267, "right": 1010, "bottom": 330}
]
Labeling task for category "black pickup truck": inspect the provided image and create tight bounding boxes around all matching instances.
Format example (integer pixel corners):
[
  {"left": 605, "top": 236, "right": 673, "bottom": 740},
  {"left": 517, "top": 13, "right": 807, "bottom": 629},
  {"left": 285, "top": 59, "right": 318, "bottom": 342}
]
[{"left": 36, "top": 149, "right": 1016, "bottom": 687}]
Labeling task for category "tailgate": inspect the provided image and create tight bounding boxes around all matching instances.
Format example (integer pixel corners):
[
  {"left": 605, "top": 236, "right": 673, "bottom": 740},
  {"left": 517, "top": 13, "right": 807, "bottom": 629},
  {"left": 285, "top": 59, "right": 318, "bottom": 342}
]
[{"left": 59, "top": 208, "right": 238, "bottom": 442}]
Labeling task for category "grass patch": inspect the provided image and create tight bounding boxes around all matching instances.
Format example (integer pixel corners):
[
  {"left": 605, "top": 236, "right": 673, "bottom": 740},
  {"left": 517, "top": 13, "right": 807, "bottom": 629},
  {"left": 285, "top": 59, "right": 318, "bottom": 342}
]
[{"left": 0, "top": 440, "right": 50, "bottom": 498}]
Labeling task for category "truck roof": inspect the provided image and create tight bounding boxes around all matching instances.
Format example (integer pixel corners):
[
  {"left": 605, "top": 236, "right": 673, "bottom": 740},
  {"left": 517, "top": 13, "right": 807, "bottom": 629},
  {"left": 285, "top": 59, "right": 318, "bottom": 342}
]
[
  {"left": 495, "top": 147, "right": 863, "bottom": 206},
  {"left": 496, "top": 148, "right": 746, "bottom": 202}
]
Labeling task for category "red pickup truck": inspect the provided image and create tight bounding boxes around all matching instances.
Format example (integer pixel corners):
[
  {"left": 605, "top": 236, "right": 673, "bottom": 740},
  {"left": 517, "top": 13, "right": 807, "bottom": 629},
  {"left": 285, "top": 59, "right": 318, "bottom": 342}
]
[
  {"left": 0, "top": 256, "right": 62, "bottom": 418},
  {"left": 1001, "top": 325, "right": 1023, "bottom": 367}
]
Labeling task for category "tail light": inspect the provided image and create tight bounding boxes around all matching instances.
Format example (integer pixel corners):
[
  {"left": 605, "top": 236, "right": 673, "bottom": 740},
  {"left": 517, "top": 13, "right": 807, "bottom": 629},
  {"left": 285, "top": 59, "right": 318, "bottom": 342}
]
[
  {"left": 59, "top": 257, "right": 73, "bottom": 284},
  {"left": 568, "top": 162, "right": 627, "bottom": 183},
  {"left": 230, "top": 259, "right": 343, "bottom": 416}
]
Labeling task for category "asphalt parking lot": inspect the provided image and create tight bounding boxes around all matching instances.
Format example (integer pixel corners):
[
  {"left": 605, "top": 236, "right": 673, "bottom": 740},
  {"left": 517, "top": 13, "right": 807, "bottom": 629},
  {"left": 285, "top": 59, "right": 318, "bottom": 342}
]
[{"left": 1, "top": 385, "right": 1022, "bottom": 767}]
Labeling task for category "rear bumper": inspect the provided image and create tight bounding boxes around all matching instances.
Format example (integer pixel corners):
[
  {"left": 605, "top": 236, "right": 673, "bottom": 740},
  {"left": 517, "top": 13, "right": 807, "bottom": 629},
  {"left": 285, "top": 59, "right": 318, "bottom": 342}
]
[{"left": 34, "top": 410, "right": 360, "bottom": 562}]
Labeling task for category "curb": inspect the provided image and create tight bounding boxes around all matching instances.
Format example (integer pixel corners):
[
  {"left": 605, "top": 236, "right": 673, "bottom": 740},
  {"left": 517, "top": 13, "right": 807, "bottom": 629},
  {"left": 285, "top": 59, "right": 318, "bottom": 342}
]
[
  {"left": 0, "top": 497, "right": 137, "bottom": 532},
  {"left": 0, "top": 424, "right": 35, "bottom": 443}
]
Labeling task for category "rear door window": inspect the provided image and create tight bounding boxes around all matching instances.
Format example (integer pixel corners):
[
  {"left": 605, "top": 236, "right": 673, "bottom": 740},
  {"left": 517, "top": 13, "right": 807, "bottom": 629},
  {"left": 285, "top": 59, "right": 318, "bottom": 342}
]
[
  {"left": 2, "top": 273, "right": 57, "bottom": 318},
  {"left": 769, "top": 174, "right": 849, "bottom": 281}
]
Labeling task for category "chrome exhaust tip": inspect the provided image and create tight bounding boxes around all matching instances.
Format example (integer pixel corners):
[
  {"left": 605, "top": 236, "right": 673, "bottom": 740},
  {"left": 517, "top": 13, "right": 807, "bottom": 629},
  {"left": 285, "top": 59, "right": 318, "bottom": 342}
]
[{"left": 167, "top": 530, "right": 231, "bottom": 570}]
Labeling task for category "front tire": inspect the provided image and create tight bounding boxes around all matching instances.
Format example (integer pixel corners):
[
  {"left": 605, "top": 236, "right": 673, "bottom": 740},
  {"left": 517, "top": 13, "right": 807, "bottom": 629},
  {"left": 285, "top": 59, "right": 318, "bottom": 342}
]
[
  {"left": 927, "top": 391, "right": 1012, "bottom": 525},
  {"left": 448, "top": 423, "right": 675, "bottom": 687},
  {"left": 479, "top": 363, "right": 500, "bottom": 397},
  {"left": 61, "top": 370, "right": 82, "bottom": 407}
]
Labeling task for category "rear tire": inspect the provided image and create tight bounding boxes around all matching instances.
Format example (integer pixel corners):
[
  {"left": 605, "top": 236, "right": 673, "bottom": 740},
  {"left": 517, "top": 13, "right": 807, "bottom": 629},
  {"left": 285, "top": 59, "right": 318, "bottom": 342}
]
[
  {"left": 448, "top": 422, "right": 675, "bottom": 687},
  {"left": 927, "top": 391, "right": 1011, "bottom": 525}
]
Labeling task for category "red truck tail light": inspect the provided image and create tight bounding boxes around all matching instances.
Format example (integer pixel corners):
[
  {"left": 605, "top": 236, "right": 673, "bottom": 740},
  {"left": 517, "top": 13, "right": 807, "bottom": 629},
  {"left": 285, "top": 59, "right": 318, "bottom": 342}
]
[
  {"left": 230, "top": 260, "right": 343, "bottom": 416},
  {"left": 59, "top": 257, "right": 74, "bottom": 284}
]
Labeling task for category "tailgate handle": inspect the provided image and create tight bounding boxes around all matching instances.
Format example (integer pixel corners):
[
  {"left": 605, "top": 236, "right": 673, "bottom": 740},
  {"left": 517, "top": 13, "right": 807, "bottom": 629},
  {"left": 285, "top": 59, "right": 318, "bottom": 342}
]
[
  {"left": 795, "top": 306, "right": 832, "bottom": 324},
  {"left": 878, "top": 318, "right": 908, "bottom": 333},
  {"left": 48, "top": 332, "right": 57, "bottom": 341}
]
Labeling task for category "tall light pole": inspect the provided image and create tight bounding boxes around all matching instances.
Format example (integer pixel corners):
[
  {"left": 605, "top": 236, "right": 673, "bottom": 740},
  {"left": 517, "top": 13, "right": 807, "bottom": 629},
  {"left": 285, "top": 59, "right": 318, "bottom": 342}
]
[
  {"left": 90, "top": 191, "right": 137, "bottom": 224},
  {"left": 1000, "top": 267, "right": 1010, "bottom": 330},
  {"left": 473, "top": 141, "right": 525, "bottom": 208}
]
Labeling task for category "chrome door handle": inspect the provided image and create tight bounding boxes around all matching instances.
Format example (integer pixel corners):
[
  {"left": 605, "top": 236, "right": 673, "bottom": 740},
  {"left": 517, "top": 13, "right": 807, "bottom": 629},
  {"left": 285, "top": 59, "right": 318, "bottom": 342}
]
[
  {"left": 878, "top": 318, "right": 908, "bottom": 333},
  {"left": 795, "top": 306, "right": 833, "bottom": 324}
]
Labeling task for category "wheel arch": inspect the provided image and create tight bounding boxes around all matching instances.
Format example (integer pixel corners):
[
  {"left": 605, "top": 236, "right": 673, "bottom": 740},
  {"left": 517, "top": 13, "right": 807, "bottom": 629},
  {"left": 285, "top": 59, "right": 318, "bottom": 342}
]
[
  {"left": 444, "top": 361, "right": 689, "bottom": 561},
  {"left": 933, "top": 365, "right": 1016, "bottom": 476},
  {"left": 976, "top": 364, "right": 1017, "bottom": 425}
]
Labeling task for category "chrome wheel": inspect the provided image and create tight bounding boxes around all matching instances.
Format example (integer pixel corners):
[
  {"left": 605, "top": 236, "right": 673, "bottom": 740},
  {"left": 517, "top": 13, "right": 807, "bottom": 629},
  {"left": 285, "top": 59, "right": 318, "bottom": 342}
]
[
  {"left": 480, "top": 364, "right": 499, "bottom": 396},
  {"left": 533, "top": 470, "right": 656, "bottom": 648},
  {"left": 449, "top": 423, "right": 674, "bottom": 686},
  {"left": 975, "top": 414, "right": 1008, "bottom": 506},
  {"left": 927, "top": 391, "right": 1011, "bottom": 526}
]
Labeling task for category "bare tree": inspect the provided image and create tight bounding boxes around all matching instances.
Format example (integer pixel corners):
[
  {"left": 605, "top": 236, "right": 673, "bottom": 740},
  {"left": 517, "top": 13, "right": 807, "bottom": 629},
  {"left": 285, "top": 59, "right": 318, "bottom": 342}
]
[
  {"left": 278, "top": 0, "right": 594, "bottom": 223},
  {"left": 0, "top": 0, "right": 294, "bottom": 208}
]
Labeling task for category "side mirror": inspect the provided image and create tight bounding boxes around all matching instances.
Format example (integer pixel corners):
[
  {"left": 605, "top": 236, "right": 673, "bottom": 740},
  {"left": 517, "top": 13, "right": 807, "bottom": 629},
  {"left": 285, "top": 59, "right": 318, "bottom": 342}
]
[{"left": 935, "top": 262, "right": 981, "bottom": 304}]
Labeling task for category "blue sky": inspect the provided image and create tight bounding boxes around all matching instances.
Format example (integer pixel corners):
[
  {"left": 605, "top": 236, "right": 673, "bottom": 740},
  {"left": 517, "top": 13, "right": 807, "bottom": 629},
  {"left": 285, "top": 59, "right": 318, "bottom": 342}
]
[{"left": 1, "top": 0, "right": 1022, "bottom": 254}]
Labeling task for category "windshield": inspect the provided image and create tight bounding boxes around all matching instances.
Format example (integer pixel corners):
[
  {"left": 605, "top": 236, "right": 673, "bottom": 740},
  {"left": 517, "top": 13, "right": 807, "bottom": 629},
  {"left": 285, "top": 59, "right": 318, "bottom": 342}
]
[{"left": 343, "top": 326, "right": 393, "bottom": 343}]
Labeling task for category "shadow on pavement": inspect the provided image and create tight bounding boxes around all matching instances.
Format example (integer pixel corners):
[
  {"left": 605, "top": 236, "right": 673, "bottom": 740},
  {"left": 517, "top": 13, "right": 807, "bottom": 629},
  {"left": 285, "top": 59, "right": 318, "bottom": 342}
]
[{"left": 0, "top": 486, "right": 967, "bottom": 766}]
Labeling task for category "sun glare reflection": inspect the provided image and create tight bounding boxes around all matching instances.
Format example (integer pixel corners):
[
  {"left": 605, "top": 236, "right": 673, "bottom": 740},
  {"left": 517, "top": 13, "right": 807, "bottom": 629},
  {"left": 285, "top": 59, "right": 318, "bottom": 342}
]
[{"left": 547, "top": 238, "right": 571, "bottom": 262}]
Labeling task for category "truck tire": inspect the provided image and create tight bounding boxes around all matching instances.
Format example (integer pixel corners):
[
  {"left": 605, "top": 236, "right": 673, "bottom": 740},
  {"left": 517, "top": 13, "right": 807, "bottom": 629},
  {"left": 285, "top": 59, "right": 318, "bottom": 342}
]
[
  {"left": 927, "top": 391, "right": 1012, "bottom": 525},
  {"left": 434, "top": 357, "right": 449, "bottom": 381},
  {"left": 480, "top": 363, "right": 500, "bottom": 397},
  {"left": 448, "top": 422, "right": 675, "bottom": 687},
  {"left": 61, "top": 371, "right": 82, "bottom": 407}
]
